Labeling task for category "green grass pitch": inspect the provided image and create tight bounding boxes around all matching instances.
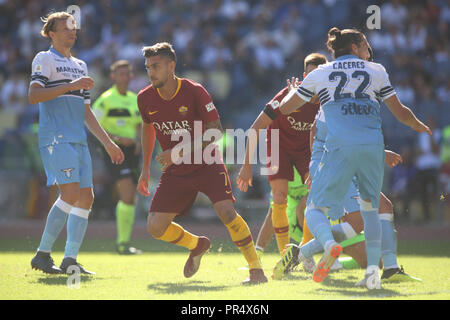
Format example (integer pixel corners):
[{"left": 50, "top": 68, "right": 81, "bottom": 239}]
[{"left": 1, "top": 237, "right": 449, "bottom": 300}]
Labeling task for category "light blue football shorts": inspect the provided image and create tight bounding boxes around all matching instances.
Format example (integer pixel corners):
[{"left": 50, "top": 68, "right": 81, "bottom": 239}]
[
  {"left": 307, "top": 144, "right": 384, "bottom": 220},
  {"left": 39, "top": 142, "right": 93, "bottom": 188}
]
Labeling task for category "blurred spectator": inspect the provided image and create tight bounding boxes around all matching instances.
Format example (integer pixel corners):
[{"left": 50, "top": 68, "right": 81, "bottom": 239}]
[
  {"left": 381, "top": 0, "right": 408, "bottom": 29},
  {"left": 390, "top": 146, "right": 417, "bottom": 222},
  {"left": 415, "top": 117, "right": 442, "bottom": 222},
  {"left": 272, "top": 21, "right": 302, "bottom": 61}
]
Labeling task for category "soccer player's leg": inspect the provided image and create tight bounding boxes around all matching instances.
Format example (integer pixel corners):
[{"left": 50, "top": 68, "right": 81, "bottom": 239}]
[
  {"left": 32, "top": 143, "right": 82, "bottom": 274},
  {"left": 60, "top": 186, "right": 96, "bottom": 275},
  {"left": 203, "top": 163, "right": 267, "bottom": 285},
  {"left": 149, "top": 173, "right": 207, "bottom": 278},
  {"left": 378, "top": 193, "right": 422, "bottom": 282},
  {"left": 59, "top": 144, "right": 96, "bottom": 275},
  {"left": 354, "top": 145, "right": 384, "bottom": 289},
  {"left": 254, "top": 206, "right": 274, "bottom": 258},
  {"left": 307, "top": 147, "right": 355, "bottom": 282},
  {"left": 269, "top": 179, "right": 290, "bottom": 255},
  {"left": 214, "top": 200, "right": 267, "bottom": 285},
  {"left": 115, "top": 176, "right": 141, "bottom": 255}
]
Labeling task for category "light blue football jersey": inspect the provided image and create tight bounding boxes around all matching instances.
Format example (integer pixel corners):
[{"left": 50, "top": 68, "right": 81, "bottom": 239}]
[
  {"left": 296, "top": 54, "right": 396, "bottom": 149},
  {"left": 30, "top": 47, "right": 90, "bottom": 147},
  {"left": 311, "top": 107, "right": 326, "bottom": 164}
]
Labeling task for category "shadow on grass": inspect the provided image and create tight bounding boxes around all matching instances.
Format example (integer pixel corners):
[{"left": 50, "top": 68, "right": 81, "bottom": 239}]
[
  {"left": 316, "top": 276, "right": 403, "bottom": 298},
  {"left": 147, "top": 280, "right": 228, "bottom": 295},
  {"left": 35, "top": 274, "right": 96, "bottom": 286}
]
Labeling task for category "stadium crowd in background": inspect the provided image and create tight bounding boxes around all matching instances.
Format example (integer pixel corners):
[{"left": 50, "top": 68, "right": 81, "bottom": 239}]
[{"left": 0, "top": 0, "right": 449, "bottom": 224}]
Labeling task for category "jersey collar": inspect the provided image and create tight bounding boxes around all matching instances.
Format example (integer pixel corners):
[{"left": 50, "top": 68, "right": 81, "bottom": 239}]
[
  {"left": 336, "top": 54, "right": 359, "bottom": 60},
  {"left": 157, "top": 77, "right": 182, "bottom": 101},
  {"left": 50, "top": 46, "right": 71, "bottom": 59}
]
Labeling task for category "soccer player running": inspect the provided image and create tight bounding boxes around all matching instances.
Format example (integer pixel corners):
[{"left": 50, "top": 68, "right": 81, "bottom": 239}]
[
  {"left": 136, "top": 42, "right": 267, "bottom": 285},
  {"left": 237, "top": 53, "right": 325, "bottom": 258},
  {"left": 276, "top": 27, "right": 431, "bottom": 289},
  {"left": 29, "top": 12, "right": 124, "bottom": 274},
  {"left": 93, "top": 60, "right": 143, "bottom": 255}
]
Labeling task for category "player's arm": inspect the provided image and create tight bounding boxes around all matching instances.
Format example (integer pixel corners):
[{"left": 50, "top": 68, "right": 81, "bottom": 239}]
[
  {"left": 310, "top": 119, "right": 316, "bottom": 153},
  {"left": 28, "top": 77, "right": 94, "bottom": 104},
  {"left": 384, "top": 95, "right": 431, "bottom": 135},
  {"left": 279, "top": 89, "right": 309, "bottom": 115},
  {"left": 237, "top": 111, "right": 273, "bottom": 192},
  {"left": 137, "top": 122, "right": 156, "bottom": 197},
  {"left": 84, "top": 104, "right": 124, "bottom": 165}
]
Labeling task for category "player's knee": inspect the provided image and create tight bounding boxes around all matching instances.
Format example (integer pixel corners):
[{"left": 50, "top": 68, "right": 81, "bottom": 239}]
[
  {"left": 379, "top": 194, "right": 393, "bottom": 213},
  {"left": 60, "top": 189, "right": 81, "bottom": 206},
  {"left": 272, "top": 189, "right": 288, "bottom": 204},
  {"left": 147, "top": 213, "right": 166, "bottom": 238},
  {"left": 217, "top": 207, "right": 237, "bottom": 225},
  {"left": 86, "top": 191, "right": 95, "bottom": 206}
]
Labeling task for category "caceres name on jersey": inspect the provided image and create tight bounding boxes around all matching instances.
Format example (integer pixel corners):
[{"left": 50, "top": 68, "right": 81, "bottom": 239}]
[{"left": 296, "top": 54, "right": 396, "bottom": 148}]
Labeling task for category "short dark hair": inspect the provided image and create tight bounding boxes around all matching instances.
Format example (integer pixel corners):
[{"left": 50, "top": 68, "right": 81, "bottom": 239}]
[
  {"left": 304, "top": 53, "right": 328, "bottom": 70},
  {"left": 110, "top": 60, "right": 132, "bottom": 73},
  {"left": 326, "top": 27, "right": 365, "bottom": 59},
  {"left": 142, "top": 42, "right": 177, "bottom": 62}
]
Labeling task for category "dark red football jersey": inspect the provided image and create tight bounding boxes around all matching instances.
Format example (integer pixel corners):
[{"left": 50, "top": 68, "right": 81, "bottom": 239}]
[
  {"left": 265, "top": 85, "right": 320, "bottom": 159},
  {"left": 138, "top": 77, "right": 221, "bottom": 176}
]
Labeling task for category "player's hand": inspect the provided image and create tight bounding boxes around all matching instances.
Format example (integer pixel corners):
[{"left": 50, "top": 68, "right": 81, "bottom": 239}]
[
  {"left": 137, "top": 170, "right": 151, "bottom": 197},
  {"left": 236, "top": 164, "right": 253, "bottom": 192},
  {"left": 287, "top": 77, "right": 300, "bottom": 91},
  {"left": 69, "top": 76, "right": 94, "bottom": 91},
  {"left": 105, "top": 140, "right": 124, "bottom": 165},
  {"left": 155, "top": 149, "right": 174, "bottom": 172},
  {"left": 411, "top": 120, "right": 432, "bottom": 135},
  {"left": 385, "top": 150, "right": 403, "bottom": 168}
]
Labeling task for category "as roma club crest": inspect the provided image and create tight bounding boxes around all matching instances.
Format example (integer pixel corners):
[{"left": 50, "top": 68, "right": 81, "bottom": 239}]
[{"left": 178, "top": 105, "right": 188, "bottom": 116}]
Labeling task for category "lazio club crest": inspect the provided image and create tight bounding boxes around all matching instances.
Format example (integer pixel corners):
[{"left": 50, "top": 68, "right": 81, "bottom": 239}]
[{"left": 61, "top": 168, "right": 74, "bottom": 178}]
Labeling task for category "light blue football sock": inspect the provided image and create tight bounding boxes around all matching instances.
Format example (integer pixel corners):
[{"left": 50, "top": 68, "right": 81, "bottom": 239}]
[
  {"left": 379, "top": 213, "right": 398, "bottom": 269},
  {"left": 38, "top": 198, "right": 71, "bottom": 252},
  {"left": 305, "top": 208, "right": 335, "bottom": 249},
  {"left": 64, "top": 207, "right": 90, "bottom": 259},
  {"left": 300, "top": 222, "right": 356, "bottom": 258},
  {"left": 360, "top": 205, "right": 382, "bottom": 267}
]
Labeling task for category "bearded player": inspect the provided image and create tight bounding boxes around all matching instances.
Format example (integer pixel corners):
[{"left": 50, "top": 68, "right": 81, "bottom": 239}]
[{"left": 136, "top": 42, "right": 267, "bottom": 285}]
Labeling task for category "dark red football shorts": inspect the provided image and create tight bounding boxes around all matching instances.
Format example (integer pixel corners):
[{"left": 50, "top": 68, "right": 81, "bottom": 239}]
[
  {"left": 267, "top": 146, "right": 310, "bottom": 183},
  {"left": 149, "top": 162, "right": 235, "bottom": 216}
]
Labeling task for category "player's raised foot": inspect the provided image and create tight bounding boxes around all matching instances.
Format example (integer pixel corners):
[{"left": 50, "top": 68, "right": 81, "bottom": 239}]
[
  {"left": 31, "top": 251, "right": 62, "bottom": 274},
  {"left": 312, "top": 242, "right": 342, "bottom": 283},
  {"left": 272, "top": 244, "right": 299, "bottom": 280},
  {"left": 355, "top": 265, "right": 381, "bottom": 290},
  {"left": 242, "top": 268, "right": 268, "bottom": 285},
  {"left": 117, "top": 243, "right": 143, "bottom": 255},
  {"left": 183, "top": 236, "right": 211, "bottom": 278},
  {"left": 60, "top": 257, "right": 96, "bottom": 275},
  {"left": 381, "top": 266, "right": 422, "bottom": 283}
]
